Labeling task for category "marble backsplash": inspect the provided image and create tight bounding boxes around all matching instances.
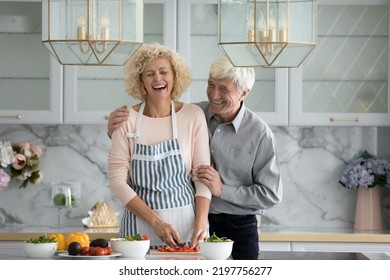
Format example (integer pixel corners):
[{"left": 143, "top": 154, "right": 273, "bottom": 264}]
[{"left": 0, "top": 124, "right": 387, "bottom": 229}]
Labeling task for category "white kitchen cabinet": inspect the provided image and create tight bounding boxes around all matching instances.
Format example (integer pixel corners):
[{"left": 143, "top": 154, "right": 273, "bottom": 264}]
[
  {"left": 177, "top": 0, "right": 289, "bottom": 126},
  {"left": 289, "top": 0, "right": 390, "bottom": 126},
  {"left": 291, "top": 241, "right": 390, "bottom": 253},
  {"left": 0, "top": 0, "right": 63, "bottom": 124},
  {"left": 259, "top": 241, "right": 291, "bottom": 252},
  {"left": 3, "top": 0, "right": 388, "bottom": 126},
  {"left": 0, "top": 0, "right": 175, "bottom": 124},
  {"left": 259, "top": 241, "right": 390, "bottom": 253},
  {"left": 63, "top": 0, "right": 176, "bottom": 124}
]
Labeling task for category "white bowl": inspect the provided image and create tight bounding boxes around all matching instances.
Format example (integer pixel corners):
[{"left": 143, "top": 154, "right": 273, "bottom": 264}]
[
  {"left": 199, "top": 240, "right": 234, "bottom": 260},
  {"left": 110, "top": 238, "right": 150, "bottom": 258},
  {"left": 23, "top": 242, "right": 57, "bottom": 258}
]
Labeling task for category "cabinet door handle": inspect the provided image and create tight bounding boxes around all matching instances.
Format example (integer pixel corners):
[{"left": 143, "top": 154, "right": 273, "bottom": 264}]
[
  {"left": 0, "top": 114, "right": 22, "bottom": 120},
  {"left": 329, "top": 117, "right": 359, "bottom": 122}
]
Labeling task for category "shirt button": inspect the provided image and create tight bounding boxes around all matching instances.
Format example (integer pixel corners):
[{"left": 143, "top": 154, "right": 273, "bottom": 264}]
[
  {"left": 211, "top": 150, "right": 214, "bottom": 154},
  {"left": 217, "top": 129, "right": 221, "bottom": 133}
]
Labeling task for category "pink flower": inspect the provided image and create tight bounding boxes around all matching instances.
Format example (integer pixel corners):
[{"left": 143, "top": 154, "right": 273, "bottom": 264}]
[
  {"left": 30, "top": 144, "right": 43, "bottom": 158},
  {"left": 18, "top": 141, "right": 31, "bottom": 157},
  {"left": 0, "top": 168, "right": 11, "bottom": 191},
  {"left": 12, "top": 154, "right": 27, "bottom": 170},
  {"left": 19, "top": 141, "right": 30, "bottom": 151}
]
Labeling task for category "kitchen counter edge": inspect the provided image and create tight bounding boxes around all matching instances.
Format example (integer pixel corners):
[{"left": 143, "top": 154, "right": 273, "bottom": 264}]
[{"left": 1, "top": 226, "right": 390, "bottom": 243}]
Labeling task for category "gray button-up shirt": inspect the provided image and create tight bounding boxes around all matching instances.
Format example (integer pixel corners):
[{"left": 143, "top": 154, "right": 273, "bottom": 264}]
[{"left": 197, "top": 101, "right": 283, "bottom": 215}]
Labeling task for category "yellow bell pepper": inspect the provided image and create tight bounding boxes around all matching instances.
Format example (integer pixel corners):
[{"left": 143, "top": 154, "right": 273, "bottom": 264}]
[
  {"left": 65, "top": 232, "right": 90, "bottom": 248},
  {"left": 48, "top": 233, "right": 66, "bottom": 250}
]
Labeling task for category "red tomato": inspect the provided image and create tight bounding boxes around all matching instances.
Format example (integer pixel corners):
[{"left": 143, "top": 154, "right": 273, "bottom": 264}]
[
  {"left": 80, "top": 246, "right": 90, "bottom": 255},
  {"left": 142, "top": 234, "right": 149, "bottom": 240},
  {"left": 95, "top": 247, "right": 107, "bottom": 256},
  {"left": 158, "top": 246, "right": 176, "bottom": 252},
  {"left": 183, "top": 246, "right": 198, "bottom": 252},
  {"left": 157, "top": 245, "right": 199, "bottom": 253},
  {"left": 88, "top": 247, "right": 97, "bottom": 256}
]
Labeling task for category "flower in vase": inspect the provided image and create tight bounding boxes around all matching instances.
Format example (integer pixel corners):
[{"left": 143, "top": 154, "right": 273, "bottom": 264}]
[{"left": 339, "top": 150, "right": 390, "bottom": 189}]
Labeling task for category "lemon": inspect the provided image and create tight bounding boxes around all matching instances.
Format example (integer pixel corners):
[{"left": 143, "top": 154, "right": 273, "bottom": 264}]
[{"left": 53, "top": 193, "right": 66, "bottom": 206}]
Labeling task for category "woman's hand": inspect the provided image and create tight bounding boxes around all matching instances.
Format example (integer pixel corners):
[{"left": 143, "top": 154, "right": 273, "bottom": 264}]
[
  {"left": 190, "top": 196, "right": 210, "bottom": 249},
  {"left": 190, "top": 226, "right": 208, "bottom": 249},
  {"left": 126, "top": 196, "right": 181, "bottom": 247},
  {"left": 153, "top": 220, "right": 182, "bottom": 248}
]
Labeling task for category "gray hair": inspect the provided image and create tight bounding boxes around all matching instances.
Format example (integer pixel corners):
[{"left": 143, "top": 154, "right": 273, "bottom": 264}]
[{"left": 209, "top": 56, "right": 255, "bottom": 93}]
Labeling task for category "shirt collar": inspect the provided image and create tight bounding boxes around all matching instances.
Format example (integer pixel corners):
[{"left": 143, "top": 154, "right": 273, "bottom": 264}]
[{"left": 206, "top": 102, "right": 246, "bottom": 133}]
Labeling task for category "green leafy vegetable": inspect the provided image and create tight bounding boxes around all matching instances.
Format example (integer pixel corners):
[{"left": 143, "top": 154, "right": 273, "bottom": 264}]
[
  {"left": 25, "top": 234, "right": 56, "bottom": 244},
  {"left": 205, "top": 232, "right": 230, "bottom": 242},
  {"left": 124, "top": 234, "right": 142, "bottom": 241}
]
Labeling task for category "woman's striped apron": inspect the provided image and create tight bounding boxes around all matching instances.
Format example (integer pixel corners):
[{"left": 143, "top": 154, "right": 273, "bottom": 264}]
[{"left": 120, "top": 101, "right": 195, "bottom": 247}]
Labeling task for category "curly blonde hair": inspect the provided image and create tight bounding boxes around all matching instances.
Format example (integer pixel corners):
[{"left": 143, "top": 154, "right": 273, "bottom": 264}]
[{"left": 124, "top": 43, "right": 191, "bottom": 101}]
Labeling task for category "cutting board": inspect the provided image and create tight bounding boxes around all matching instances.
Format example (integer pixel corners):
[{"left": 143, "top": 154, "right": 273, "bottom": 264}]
[{"left": 149, "top": 249, "right": 201, "bottom": 255}]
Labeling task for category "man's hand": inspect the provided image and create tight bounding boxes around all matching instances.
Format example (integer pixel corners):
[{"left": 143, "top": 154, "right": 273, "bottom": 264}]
[
  {"left": 107, "top": 105, "right": 130, "bottom": 138},
  {"left": 193, "top": 165, "right": 223, "bottom": 197}
]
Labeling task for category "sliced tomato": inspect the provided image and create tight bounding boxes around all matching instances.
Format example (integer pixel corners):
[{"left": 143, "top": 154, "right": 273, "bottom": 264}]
[
  {"left": 157, "top": 245, "right": 199, "bottom": 253},
  {"left": 158, "top": 246, "right": 175, "bottom": 252},
  {"left": 182, "top": 245, "right": 198, "bottom": 252}
]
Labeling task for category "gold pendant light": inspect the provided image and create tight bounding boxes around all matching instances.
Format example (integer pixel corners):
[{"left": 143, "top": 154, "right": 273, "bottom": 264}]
[
  {"left": 218, "top": 0, "right": 317, "bottom": 68},
  {"left": 42, "top": 0, "right": 144, "bottom": 66}
]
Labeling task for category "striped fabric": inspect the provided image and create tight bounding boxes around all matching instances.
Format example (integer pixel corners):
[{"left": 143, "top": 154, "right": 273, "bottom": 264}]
[
  {"left": 120, "top": 101, "right": 196, "bottom": 247},
  {"left": 131, "top": 139, "right": 195, "bottom": 209}
]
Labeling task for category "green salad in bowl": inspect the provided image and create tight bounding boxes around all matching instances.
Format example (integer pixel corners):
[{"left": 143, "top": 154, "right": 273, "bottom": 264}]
[
  {"left": 23, "top": 234, "right": 57, "bottom": 258},
  {"left": 200, "top": 232, "right": 234, "bottom": 260}
]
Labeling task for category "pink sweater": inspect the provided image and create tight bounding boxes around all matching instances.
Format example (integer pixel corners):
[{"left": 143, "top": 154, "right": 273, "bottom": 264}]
[{"left": 108, "top": 103, "right": 211, "bottom": 207}]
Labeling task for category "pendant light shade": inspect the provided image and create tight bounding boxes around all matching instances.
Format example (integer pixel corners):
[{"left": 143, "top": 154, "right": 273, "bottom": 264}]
[
  {"left": 42, "top": 0, "right": 144, "bottom": 66},
  {"left": 218, "top": 0, "right": 317, "bottom": 68}
]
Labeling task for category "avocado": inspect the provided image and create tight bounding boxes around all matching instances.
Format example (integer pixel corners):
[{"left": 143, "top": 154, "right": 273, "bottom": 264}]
[
  {"left": 67, "top": 242, "right": 82, "bottom": 256},
  {"left": 89, "top": 238, "right": 108, "bottom": 248}
]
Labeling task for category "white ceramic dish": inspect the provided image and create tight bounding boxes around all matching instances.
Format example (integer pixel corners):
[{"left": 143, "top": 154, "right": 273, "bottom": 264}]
[
  {"left": 110, "top": 238, "right": 150, "bottom": 258},
  {"left": 23, "top": 242, "right": 57, "bottom": 258},
  {"left": 199, "top": 240, "right": 234, "bottom": 260},
  {"left": 58, "top": 252, "right": 121, "bottom": 259}
]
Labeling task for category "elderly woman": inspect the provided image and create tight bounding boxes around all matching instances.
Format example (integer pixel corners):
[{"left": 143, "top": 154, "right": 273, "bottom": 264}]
[{"left": 108, "top": 43, "right": 211, "bottom": 248}]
